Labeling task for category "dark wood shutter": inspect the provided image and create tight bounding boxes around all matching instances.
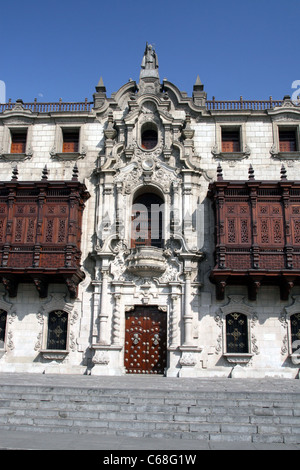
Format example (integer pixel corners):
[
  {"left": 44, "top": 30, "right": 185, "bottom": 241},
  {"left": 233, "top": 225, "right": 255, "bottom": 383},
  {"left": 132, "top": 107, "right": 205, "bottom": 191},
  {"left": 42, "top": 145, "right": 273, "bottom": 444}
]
[
  {"left": 279, "top": 129, "right": 297, "bottom": 152},
  {"left": 62, "top": 131, "right": 79, "bottom": 153},
  {"left": 11, "top": 132, "right": 27, "bottom": 154},
  {"left": 222, "top": 129, "right": 240, "bottom": 152}
]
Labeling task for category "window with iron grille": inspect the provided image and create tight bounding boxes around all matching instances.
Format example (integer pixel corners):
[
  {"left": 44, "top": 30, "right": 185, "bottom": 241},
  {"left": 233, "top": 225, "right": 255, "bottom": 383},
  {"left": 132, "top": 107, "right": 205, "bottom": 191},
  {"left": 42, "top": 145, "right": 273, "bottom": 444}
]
[
  {"left": 226, "top": 312, "right": 248, "bottom": 353},
  {"left": 47, "top": 310, "right": 68, "bottom": 350},
  {"left": 0, "top": 310, "right": 7, "bottom": 349},
  {"left": 290, "top": 313, "right": 300, "bottom": 352}
]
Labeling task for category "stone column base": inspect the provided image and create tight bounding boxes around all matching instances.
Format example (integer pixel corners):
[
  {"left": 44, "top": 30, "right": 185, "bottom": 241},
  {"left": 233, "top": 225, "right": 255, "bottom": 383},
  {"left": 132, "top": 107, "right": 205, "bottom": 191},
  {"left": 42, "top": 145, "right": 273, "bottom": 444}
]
[
  {"left": 178, "top": 346, "right": 202, "bottom": 377},
  {"left": 90, "top": 345, "right": 125, "bottom": 376}
]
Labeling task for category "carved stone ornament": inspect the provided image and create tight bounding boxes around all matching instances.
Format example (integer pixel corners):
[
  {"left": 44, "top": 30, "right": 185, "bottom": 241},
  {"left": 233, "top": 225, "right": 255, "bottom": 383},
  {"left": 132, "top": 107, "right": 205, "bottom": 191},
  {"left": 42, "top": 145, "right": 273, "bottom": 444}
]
[
  {"left": 0, "top": 295, "right": 16, "bottom": 352},
  {"left": 92, "top": 350, "right": 110, "bottom": 365},
  {"left": 114, "top": 148, "right": 180, "bottom": 194},
  {"left": 179, "top": 352, "right": 197, "bottom": 367},
  {"left": 40, "top": 351, "right": 69, "bottom": 361},
  {"left": 280, "top": 296, "right": 300, "bottom": 357},
  {"left": 110, "top": 240, "right": 182, "bottom": 284},
  {"left": 223, "top": 353, "right": 253, "bottom": 364}
]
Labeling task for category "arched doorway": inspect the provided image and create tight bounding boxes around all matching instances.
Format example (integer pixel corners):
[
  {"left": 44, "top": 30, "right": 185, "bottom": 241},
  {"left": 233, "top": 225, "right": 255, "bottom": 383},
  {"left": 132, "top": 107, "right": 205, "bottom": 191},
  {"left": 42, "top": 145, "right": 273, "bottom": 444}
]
[
  {"left": 124, "top": 306, "right": 167, "bottom": 374},
  {"left": 131, "top": 192, "right": 164, "bottom": 248}
]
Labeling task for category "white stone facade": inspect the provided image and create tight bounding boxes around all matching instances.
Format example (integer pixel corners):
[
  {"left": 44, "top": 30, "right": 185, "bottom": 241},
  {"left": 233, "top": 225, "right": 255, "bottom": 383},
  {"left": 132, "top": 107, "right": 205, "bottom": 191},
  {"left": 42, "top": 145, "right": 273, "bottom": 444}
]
[{"left": 0, "top": 45, "right": 300, "bottom": 378}]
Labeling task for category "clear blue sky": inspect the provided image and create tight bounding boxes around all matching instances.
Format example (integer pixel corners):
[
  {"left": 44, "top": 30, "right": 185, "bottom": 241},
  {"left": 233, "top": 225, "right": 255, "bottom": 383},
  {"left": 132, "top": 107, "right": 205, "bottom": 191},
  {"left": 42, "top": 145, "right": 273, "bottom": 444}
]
[{"left": 1, "top": 0, "right": 299, "bottom": 103}]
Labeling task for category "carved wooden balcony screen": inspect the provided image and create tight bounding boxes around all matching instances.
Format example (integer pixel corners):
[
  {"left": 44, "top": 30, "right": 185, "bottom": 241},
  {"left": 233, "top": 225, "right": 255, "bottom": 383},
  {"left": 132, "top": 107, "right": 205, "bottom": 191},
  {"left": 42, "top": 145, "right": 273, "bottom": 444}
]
[
  {"left": 208, "top": 179, "right": 300, "bottom": 300},
  {"left": 0, "top": 179, "right": 90, "bottom": 298}
]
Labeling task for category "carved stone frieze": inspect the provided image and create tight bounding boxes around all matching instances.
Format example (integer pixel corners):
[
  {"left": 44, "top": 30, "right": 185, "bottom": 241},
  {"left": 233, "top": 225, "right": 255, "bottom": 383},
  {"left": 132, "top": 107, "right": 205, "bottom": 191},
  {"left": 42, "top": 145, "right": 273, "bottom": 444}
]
[{"left": 114, "top": 150, "right": 180, "bottom": 194}]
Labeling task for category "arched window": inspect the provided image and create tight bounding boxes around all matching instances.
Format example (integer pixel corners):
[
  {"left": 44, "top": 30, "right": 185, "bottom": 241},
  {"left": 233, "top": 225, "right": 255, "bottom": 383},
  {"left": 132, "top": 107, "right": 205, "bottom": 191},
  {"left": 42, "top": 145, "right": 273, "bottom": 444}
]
[
  {"left": 290, "top": 313, "right": 300, "bottom": 348},
  {"left": 141, "top": 124, "right": 158, "bottom": 150},
  {"left": 131, "top": 193, "right": 164, "bottom": 248},
  {"left": 0, "top": 310, "right": 7, "bottom": 349},
  {"left": 226, "top": 312, "right": 248, "bottom": 353},
  {"left": 47, "top": 310, "right": 68, "bottom": 350}
]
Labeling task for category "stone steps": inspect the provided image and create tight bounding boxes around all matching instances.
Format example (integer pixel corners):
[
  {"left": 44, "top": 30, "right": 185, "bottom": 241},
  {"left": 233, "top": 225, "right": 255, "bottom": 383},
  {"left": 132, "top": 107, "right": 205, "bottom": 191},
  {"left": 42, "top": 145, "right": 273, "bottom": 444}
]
[{"left": 0, "top": 382, "right": 299, "bottom": 444}]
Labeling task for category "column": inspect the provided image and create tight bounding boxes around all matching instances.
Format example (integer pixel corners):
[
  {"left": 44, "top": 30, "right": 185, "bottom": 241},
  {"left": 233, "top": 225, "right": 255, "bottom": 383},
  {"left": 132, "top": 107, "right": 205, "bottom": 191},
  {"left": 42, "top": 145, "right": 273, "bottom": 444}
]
[
  {"left": 112, "top": 283, "right": 122, "bottom": 345},
  {"left": 98, "top": 270, "right": 110, "bottom": 345},
  {"left": 183, "top": 271, "right": 193, "bottom": 346},
  {"left": 116, "top": 183, "right": 124, "bottom": 238},
  {"left": 170, "top": 292, "right": 179, "bottom": 348}
]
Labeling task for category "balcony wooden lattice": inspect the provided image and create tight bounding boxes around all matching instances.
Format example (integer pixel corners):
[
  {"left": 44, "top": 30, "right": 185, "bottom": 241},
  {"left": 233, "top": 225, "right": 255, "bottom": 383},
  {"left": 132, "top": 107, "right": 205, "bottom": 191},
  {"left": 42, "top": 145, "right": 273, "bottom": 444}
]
[
  {"left": 208, "top": 172, "right": 300, "bottom": 300},
  {"left": 0, "top": 174, "right": 90, "bottom": 298}
]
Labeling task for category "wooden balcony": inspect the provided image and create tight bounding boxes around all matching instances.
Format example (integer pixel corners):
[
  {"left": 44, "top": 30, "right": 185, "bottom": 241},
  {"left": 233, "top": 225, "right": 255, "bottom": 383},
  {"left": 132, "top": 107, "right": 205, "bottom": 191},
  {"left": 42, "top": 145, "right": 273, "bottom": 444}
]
[
  {"left": 208, "top": 172, "right": 300, "bottom": 300},
  {"left": 0, "top": 174, "right": 90, "bottom": 298}
]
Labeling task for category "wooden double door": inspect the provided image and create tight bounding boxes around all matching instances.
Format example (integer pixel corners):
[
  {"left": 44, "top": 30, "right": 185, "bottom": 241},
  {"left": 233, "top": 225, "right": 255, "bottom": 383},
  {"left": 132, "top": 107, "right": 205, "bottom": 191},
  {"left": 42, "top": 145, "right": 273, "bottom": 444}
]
[{"left": 125, "top": 306, "right": 167, "bottom": 374}]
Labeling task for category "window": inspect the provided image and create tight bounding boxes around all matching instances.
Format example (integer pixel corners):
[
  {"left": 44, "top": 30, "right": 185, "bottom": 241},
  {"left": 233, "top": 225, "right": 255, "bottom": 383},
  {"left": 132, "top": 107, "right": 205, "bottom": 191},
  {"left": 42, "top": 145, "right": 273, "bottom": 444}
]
[
  {"left": 62, "top": 129, "right": 79, "bottom": 153},
  {"left": 141, "top": 129, "right": 157, "bottom": 150},
  {"left": 222, "top": 128, "right": 240, "bottom": 153},
  {"left": 0, "top": 310, "right": 7, "bottom": 349},
  {"left": 10, "top": 130, "right": 27, "bottom": 154},
  {"left": 47, "top": 310, "right": 68, "bottom": 350},
  {"left": 141, "top": 123, "right": 158, "bottom": 150},
  {"left": 290, "top": 313, "right": 300, "bottom": 349},
  {"left": 131, "top": 193, "right": 164, "bottom": 248},
  {"left": 279, "top": 128, "right": 297, "bottom": 152},
  {"left": 226, "top": 312, "right": 248, "bottom": 353}
]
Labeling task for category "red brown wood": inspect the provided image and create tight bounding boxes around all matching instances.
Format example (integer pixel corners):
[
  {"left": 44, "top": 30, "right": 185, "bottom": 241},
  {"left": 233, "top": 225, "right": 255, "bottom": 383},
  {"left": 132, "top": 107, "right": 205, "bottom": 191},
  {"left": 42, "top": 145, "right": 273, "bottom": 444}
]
[
  {"left": 208, "top": 179, "right": 300, "bottom": 300},
  {"left": 279, "top": 130, "right": 297, "bottom": 152},
  {"left": 125, "top": 306, "right": 167, "bottom": 374},
  {"left": 11, "top": 133, "right": 26, "bottom": 153},
  {"left": 62, "top": 131, "right": 79, "bottom": 153},
  {"left": 221, "top": 130, "right": 240, "bottom": 152},
  {"left": 0, "top": 179, "right": 90, "bottom": 298}
]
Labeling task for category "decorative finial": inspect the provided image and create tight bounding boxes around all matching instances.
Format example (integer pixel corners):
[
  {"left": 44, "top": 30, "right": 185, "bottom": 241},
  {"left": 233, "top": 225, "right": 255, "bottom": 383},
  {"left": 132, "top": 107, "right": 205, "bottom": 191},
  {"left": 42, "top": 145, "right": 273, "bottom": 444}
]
[
  {"left": 95, "top": 76, "right": 106, "bottom": 93},
  {"left": 217, "top": 163, "right": 223, "bottom": 181},
  {"left": 72, "top": 163, "right": 79, "bottom": 181},
  {"left": 280, "top": 164, "right": 287, "bottom": 180},
  {"left": 193, "top": 75, "right": 204, "bottom": 91},
  {"left": 248, "top": 164, "right": 255, "bottom": 180},
  {"left": 104, "top": 112, "right": 117, "bottom": 140},
  {"left": 11, "top": 166, "right": 18, "bottom": 181},
  {"left": 42, "top": 165, "right": 48, "bottom": 180}
]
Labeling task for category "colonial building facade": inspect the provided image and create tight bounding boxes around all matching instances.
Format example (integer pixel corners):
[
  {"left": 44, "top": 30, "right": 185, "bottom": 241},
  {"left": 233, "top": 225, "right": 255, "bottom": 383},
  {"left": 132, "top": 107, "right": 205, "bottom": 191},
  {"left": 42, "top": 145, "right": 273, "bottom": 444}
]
[{"left": 0, "top": 44, "right": 300, "bottom": 378}]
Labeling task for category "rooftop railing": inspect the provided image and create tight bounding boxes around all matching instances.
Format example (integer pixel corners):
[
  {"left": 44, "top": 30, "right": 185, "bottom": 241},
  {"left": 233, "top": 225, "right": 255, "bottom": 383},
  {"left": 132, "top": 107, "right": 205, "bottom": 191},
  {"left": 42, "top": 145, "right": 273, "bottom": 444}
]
[
  {"left": 206, "top": 96, "right": 284, "bottom": 110},
  {"left": 1, "top": 96, "right": 299, "bottom": 114},
  {"left": 0, "top": 98, "right": 93, "bottom": 113}
]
